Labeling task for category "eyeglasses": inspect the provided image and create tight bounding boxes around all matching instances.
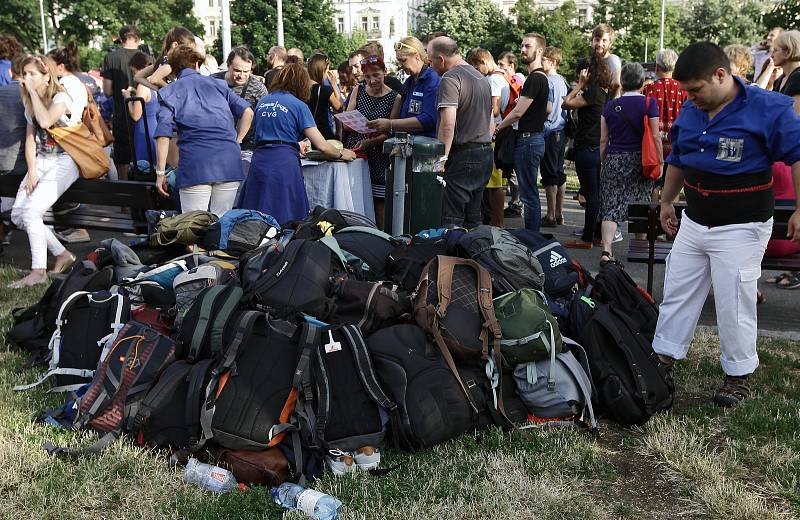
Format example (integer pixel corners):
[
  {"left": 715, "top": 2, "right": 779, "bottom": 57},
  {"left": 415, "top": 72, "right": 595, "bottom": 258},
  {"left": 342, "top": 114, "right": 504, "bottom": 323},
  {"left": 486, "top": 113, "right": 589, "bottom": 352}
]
[
  {"left": 394, "top": 41, "right": 418, "bottom": 54},
  {"left": 360, "top": 55, "right": 383, "bottom": 66}
]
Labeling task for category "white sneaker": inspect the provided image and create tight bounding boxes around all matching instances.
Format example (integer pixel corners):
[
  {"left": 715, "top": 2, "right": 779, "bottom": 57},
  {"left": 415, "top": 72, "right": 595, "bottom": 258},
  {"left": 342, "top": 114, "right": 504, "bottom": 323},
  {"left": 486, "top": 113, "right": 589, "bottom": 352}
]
[
  {"left": 612, "top": 230, "right": 623, "bottom": 243},
  {"left": 326, "top": 449, "right": 356, "bottom": 476},
  {"left": 353, "top": 446, "right": 380, "bottom": 471}
]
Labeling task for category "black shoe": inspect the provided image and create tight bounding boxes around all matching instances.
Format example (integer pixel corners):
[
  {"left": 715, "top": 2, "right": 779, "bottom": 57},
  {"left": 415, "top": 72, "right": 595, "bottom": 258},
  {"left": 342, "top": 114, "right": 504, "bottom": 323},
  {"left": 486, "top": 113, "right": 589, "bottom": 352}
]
[
  {"left": 541, "top": 216, "right": 558, "bottom": 228},
  {"left": 504, "top": 204, "right": 522, "bottom": 217},
  {"left": 52, "top": 202, "right": 82, "bottom": 216}
]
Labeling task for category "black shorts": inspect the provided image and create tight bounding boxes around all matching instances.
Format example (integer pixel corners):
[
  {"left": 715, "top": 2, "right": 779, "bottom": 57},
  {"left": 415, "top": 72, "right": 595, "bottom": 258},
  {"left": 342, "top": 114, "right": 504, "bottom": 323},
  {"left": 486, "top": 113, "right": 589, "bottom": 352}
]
[
  {"left": 111, "top": 115, "right": 133, "bottom": 165},
  {"left": 540, "top": 130, "right": 567, "bottom": 187}
]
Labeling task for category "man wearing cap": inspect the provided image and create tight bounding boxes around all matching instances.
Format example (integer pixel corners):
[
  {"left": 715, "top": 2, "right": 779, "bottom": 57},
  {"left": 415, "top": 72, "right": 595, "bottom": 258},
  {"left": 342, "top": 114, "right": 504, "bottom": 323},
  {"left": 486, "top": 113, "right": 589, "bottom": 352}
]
[
  {"left": 654, "top": 42, "right": 800, "bottom": 407},
  {"left": 427, "top": 36, "right": 494, "bottom": 229}
]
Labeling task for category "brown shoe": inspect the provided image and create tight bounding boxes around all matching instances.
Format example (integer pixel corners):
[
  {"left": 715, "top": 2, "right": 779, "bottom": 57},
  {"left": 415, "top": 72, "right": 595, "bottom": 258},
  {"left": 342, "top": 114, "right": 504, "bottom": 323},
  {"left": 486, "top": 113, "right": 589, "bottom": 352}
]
[
  {"left": 563, "top": 239, "right": 593, "bottom": 249},
  {"left": 713, "top": 376, "right": 750, "bottom": 407}
]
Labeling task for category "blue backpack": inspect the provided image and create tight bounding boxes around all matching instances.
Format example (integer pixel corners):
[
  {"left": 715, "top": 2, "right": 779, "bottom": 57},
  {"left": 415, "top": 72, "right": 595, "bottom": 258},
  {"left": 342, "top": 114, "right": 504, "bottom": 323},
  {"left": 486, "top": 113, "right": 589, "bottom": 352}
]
[
  {"left": 204, "top": 209, "right": 280, "bottom": 254},
  {"left": 510, "top": 229, "right": 580, "bottom": 298}
]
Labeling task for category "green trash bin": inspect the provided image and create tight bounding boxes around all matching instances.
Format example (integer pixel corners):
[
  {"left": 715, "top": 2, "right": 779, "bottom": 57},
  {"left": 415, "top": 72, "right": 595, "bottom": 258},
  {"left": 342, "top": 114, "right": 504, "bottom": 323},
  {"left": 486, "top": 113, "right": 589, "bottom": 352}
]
[{"left": 382, "top": 133, "right": 446, "bottom": 235}]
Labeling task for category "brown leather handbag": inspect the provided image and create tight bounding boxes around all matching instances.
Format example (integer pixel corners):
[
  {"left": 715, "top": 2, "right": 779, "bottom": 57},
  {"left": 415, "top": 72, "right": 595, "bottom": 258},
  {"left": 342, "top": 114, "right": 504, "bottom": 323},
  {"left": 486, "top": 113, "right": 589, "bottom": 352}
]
[
  {"left": 217, "top": 447, "right": 292, "bottom": 487},
  {"left": 47, "top": 123, "right": 110, "bottom": 179}
]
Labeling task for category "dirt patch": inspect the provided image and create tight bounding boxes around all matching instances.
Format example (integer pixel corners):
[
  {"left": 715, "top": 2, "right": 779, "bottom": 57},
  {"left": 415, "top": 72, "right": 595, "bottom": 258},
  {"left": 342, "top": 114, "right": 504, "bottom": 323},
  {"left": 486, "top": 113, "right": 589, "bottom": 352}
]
[{"left": 589, "top": 425, "right": 704, "bottom": 519}]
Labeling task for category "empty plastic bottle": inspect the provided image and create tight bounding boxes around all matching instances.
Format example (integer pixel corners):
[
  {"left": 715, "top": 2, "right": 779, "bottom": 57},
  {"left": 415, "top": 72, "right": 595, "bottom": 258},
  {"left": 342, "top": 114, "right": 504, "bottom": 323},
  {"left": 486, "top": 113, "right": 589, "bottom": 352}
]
[
  {"left": 271, "top": 482, "right": 342, "bottom": 520},
  {"left": 184, "top": 458, "right": 239, "bottom": 493}
]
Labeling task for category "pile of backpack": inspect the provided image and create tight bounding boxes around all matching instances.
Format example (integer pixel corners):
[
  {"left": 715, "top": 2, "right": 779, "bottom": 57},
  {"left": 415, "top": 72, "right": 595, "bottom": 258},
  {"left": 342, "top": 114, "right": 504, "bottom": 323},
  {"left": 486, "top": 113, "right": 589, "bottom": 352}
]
[{"left": 7, "top": 205, "right": 673, "bottom": 488}]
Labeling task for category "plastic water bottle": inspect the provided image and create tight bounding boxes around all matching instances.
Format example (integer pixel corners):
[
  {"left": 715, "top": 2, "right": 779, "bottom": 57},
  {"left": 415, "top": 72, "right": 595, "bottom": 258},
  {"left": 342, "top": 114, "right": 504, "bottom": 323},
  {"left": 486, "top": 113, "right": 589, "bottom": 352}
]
[
  {"left": 184, "top": 458, "right": 240, "bottom": 493},
  {"left": 271, "top": 482, "right": 342, "bottom": 520}
]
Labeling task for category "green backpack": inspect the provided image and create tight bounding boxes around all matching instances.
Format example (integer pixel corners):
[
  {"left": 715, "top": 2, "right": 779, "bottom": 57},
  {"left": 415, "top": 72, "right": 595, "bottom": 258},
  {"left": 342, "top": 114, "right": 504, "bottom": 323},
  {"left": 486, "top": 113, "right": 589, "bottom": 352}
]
[
  {"left": 150, "top": 211, "right": 219, "bottom": 247},
  {"left": 494, "top": 288, "right": 564, "bottom": 369}
]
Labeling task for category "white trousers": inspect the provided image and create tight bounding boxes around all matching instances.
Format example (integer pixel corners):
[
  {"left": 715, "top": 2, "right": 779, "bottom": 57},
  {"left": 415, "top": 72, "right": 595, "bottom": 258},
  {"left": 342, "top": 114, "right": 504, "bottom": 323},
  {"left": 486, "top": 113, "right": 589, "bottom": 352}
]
[
  {"left": 11, "top": 153, "right": 79, "bottom": 270},
  {"left": 179, "top": 181, "right": 239, "bottom": 217},
  {"left": 652, "top": 213, "right": 772, "bottom": 376}
]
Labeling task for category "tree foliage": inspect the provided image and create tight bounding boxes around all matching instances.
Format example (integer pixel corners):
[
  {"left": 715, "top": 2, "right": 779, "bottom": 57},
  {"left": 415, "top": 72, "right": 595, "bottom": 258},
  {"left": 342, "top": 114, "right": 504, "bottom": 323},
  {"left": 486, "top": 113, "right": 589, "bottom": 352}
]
[
  {"left": 514, "top": 0, "right": 588, "bottom": 78},
  {"left": 415, "top": 0, "right": 513, "bottom": 59},
  {"left": 0, "top": 0, "right": 54, "bottom": 52},
  {"left": 679, "top": 0, "right": 768, "bottom": 49},
  {"left": 216, "top": 0, "right": 351, "bottom": 70},
  {"left": 593, "top": 0, "right": 688, "bottom": 63},
  {"left": 764, "top": 0, "right": 800, "bottom": 31}
]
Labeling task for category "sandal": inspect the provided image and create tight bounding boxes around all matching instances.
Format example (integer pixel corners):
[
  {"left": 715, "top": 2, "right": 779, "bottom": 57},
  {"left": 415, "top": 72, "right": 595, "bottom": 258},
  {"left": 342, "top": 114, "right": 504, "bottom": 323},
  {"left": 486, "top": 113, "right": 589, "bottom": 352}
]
[
  {"left": 713, "top": 376, "right": 750, "bottom": 407},
  {"left": 599, "top": 251, "right": 614, "bottom": 267},
  {"left": 777, "top": 272, "right": 800, "bottom": 289},
  {"left": 765, "top": 272, "right": 792, "bottom": 284}
]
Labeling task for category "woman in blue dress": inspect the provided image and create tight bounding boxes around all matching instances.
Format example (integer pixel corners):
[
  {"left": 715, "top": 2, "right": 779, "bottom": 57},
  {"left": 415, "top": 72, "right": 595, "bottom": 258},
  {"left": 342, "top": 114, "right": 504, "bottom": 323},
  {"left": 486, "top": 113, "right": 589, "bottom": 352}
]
[
  {"left": 124, "top": 51, "right": 158, "bottom": 165},
  {"left": 154, "top": 45, "right": 253, "bottom": 216},
  {"left": 239, "top": 63, "right": 356, "bottom": 224}
]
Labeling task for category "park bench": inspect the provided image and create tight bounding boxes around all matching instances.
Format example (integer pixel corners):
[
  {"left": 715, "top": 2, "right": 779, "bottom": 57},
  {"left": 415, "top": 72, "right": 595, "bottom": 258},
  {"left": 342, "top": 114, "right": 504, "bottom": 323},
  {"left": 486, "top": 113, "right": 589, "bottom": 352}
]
[
  {"left": 0, "top": 173, "right": 171, "bottom": 235},
  {"left": 626, "top": 201, "right": 800, "bottom": 294}
]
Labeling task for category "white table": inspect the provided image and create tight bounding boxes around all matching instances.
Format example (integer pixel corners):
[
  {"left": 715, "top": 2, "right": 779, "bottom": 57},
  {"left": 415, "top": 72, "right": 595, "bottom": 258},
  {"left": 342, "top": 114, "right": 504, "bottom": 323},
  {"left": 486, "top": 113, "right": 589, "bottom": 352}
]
[{"left": 301, "top": 158, "right": 375, "bottom": 221}]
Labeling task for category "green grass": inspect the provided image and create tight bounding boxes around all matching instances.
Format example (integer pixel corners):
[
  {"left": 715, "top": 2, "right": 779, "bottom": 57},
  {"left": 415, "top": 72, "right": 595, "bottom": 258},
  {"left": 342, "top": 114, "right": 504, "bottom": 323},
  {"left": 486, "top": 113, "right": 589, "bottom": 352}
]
[{"left": 0, "top": 267, "right": 798, "bottom": 519}]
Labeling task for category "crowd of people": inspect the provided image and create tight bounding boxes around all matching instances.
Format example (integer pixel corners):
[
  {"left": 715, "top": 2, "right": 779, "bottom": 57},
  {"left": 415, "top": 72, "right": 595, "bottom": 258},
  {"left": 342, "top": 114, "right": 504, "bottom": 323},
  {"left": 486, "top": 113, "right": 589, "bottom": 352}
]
[{"left": 1, "top": 21, "right": 800, "bottom": 407}]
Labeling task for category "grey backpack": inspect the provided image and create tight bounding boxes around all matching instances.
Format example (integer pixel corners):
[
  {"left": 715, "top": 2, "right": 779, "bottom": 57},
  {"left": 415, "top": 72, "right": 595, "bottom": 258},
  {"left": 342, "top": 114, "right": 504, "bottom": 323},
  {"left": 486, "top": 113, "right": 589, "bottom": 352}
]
[{"left": 513, "top": 339, "right": 598, "bottom": 435}]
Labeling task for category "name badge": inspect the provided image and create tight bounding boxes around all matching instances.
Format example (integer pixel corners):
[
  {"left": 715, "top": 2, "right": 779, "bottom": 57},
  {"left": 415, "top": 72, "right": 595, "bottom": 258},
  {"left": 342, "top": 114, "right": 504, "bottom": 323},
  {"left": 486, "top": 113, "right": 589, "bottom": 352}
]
[
  {"left": 716, "top": 137, "right": 744, "bottom": 163},
  {"left": 409, "top": 98, "right": 422, "bottom": 115}
]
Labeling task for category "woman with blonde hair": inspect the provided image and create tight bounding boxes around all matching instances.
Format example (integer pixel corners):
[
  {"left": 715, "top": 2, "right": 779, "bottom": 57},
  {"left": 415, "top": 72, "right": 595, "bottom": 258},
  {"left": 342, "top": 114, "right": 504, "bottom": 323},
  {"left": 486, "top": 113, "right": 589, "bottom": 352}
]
[
  {"left": 723, "top": 44, "right": 753, "bottom": 80},
  {"left": 367, "top": 36, "right": 440, "bottom": 137},
  {"left": 239, "top": 63, "right": 356, "bottom": 223},
  {"left": 10, "top": 55, "right": 84, "bottom": 287},
  {"left": 771, "top": 30, "right": 800, "bottom": 112}
]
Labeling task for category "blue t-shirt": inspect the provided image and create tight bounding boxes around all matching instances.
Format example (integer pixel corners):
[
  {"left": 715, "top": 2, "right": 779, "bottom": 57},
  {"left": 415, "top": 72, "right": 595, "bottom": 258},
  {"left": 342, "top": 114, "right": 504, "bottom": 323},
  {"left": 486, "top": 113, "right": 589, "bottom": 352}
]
[
  {"left": 399, "top": 66, "right": 441, "bottom": 138},
  {"left": 544, "top": 73, "right": 569, "bottom": 135},
  {"left": 603, "top": 94, "right": 659, "bottom": 153},
  {"left": 667, "top": 77, "right": 800, "bottom": 175},
  {"left": 0, "top": 60, "right": 12, "bottom": 86},
  {"left": 254, "top": 91, "right": 316, "bottom": 144}
]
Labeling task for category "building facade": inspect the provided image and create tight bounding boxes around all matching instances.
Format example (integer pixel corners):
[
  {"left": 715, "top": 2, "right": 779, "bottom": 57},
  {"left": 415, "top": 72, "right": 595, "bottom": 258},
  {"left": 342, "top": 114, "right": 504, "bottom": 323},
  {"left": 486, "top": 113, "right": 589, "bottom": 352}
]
[
  {"left": 332, "top": 0, "right": 427, "bottom": 64},
  {"left": 492, "top": 0, "right": 598, "bottom": 25},
  {"left": 194, "top": 0, "right": 222, "bottom": 47}
]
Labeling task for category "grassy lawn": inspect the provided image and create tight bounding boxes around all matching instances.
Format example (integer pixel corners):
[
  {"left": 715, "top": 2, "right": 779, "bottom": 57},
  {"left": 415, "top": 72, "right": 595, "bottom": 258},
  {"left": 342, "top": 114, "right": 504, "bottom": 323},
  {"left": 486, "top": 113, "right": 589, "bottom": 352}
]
[{"left": 0, "top": 266, "right": 798, "bottom": 519}]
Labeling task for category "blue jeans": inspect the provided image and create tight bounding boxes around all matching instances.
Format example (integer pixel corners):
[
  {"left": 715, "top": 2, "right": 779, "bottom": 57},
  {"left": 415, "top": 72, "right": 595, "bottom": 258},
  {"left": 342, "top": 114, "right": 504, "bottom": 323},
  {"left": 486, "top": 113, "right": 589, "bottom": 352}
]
[
  {"left": 442, "top": 144, "right": 494, "bottom": 228},
  {"left": 513, "top": 132, "right": 545, "bottom": 231},
  {"left": 574, "top": 146, "right": 601, "bottom": 243}
]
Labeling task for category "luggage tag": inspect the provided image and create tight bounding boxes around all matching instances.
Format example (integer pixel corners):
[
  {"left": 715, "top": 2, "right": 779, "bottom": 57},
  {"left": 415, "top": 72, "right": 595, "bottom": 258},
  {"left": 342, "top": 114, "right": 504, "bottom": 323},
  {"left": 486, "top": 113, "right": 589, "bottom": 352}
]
[{"left": 324, "top": 330, "right": 342, "bottom": 354}]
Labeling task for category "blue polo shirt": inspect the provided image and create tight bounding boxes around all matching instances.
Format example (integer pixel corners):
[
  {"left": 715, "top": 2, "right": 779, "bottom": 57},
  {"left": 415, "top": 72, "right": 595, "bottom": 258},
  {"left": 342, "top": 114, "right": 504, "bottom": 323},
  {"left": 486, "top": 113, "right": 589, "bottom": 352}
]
[
  {"left": 667, "top": 76, "right": 800, "bottom": 175},
  {"left": 253, "top": 91, "right": 316, "bottom": 143},
  {"left": 155, "top": 68, "right": 250, "bottom": 189},
  {"left": 399, "top": 66, "right": 441, "bottom": 138}
]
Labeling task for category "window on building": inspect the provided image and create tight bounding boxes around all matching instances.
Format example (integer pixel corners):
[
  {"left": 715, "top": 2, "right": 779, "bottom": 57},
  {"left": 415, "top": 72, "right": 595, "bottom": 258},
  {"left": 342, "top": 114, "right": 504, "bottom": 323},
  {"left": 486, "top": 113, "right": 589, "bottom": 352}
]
[
  {"left": 210, "top": 20, "right": 216, "bottom": 37},
  {"left": 371, "top": 16, "right": 379, "bottom": 30},
  {"left": 578, "top": 8, "right": 588, "bottom": 25},
  {"left": 337, "top": 17, "right": 345, "bottom": 33},
  {"left": 389, "top": 17, "right": 395, "bottom": 37},
  {"left": 361, "top": 16, "right": 368, "bottom": 31},
  {"left": 209, "top": 0, "right": 214, "bottom": 6}
]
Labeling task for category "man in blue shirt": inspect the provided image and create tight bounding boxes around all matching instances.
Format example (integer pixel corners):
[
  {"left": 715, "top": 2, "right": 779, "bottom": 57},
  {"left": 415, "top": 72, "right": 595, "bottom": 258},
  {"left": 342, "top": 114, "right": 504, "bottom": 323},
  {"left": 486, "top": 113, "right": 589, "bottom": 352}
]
[{"left": 654, "top": 42, "right": 800, "bottom": 408}]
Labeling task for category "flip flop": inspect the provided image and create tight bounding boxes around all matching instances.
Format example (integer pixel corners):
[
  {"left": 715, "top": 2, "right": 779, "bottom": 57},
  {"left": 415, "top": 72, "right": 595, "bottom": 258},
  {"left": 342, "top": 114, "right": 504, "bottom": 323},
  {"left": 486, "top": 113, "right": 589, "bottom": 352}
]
[
  {"left": 599, "top": 251, "right": 614, "bottom": 267},
  {"left": 777, "top": 272, "right": 800, "bottom": 289}
]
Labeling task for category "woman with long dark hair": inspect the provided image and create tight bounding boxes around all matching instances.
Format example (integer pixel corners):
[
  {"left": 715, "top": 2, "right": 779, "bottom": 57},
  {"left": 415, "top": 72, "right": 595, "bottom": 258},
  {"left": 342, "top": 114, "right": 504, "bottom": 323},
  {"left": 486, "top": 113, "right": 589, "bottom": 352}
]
[{"left": 562, "top": 55, "right": 613, "bottom": 251}]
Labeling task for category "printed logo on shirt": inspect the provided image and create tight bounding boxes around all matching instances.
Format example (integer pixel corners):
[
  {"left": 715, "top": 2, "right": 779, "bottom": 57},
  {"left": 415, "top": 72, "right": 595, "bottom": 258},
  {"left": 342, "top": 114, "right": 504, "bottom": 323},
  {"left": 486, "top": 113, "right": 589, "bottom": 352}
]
[
  {"left": 716, "top": 137, "right": 744, "bottom": 163},
  {"left": 549, "top": 250, "right": 567, "bottom": 268}
]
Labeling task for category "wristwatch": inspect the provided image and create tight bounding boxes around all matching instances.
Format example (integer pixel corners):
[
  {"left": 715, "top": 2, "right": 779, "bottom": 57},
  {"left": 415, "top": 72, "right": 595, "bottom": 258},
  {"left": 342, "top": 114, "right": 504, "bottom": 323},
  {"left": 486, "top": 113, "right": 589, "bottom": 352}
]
[{"left": 156, "top": 170, "right": 166, "bottom": 177}]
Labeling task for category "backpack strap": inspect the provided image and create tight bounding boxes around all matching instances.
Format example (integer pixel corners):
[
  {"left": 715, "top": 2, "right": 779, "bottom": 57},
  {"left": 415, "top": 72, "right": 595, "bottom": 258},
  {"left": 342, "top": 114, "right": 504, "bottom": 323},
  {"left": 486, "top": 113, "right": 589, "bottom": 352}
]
[
  {"left": 335, "top": 226, "right": 395, "bottom": 242},
  {"left": 207, "top": 286, "right": 243, "bottom": 357},
  {"left": 562, "top": 338, "right": 599, "bottom": 438},
  {"left": 319, "top": 236, "right": 349, "bottom": 269},
  {"left": 188, "top": 285, "right": 242, "bottom": 361},
  {"left": 184, "top": 358, "right": 214, "bottom": 448}
]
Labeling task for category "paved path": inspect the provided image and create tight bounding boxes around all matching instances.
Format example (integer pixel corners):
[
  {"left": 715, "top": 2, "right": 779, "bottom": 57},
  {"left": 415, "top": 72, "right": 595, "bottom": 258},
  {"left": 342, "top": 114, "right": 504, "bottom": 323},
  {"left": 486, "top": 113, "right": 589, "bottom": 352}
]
[{"left": 1, "top": 194, "right": 796, "bottom": 337}]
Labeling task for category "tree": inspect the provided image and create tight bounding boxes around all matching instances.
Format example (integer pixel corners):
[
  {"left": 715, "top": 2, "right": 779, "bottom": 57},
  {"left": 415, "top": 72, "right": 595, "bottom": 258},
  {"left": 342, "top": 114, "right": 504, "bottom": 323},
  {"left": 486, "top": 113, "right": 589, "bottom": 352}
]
[
  {"left": 415, "top": 0, "right": 515, "bottom": 59},
  {"left": 0, "top": 0, "right": 55, "bottom": 52},
  {"left": 216, "top": 0, "right": 350, "bottom": 70},
  {"left": 592, "top": 0, "right": 688, "bottom": 62},
  {"left": 679, "top": 0, "right": 767, "bottom": 49},
  {"left": 764, "top": 0, "right": 800, "bottom": 31},
  {"left": 513, "top": 0, "right": 588, "bottom": 79}
]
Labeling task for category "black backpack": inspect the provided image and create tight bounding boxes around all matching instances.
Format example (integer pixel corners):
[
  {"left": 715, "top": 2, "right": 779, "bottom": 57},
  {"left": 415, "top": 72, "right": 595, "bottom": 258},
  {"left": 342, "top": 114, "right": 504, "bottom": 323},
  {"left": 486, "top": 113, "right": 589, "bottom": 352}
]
[
  {"left": 510, "top": 229, "right": 580, "bottom": 298},
  {"left": 580, "top": 305, "right": 673, "bottom": 426},
  {"left": 333, "top": 227, "right": 402, "bottom": 281},
  {"left": 240, "top": 239, "right": 338, "bottom": 320},
  {"left": 367, "top": 324, "right": 481, "bottom": 451},
  {"left": 456, "top": 225, "right": 545, "bottom": 295},
  {"left": 330, "top": 279, "right": 411, "bottom": 335},
  {"left": 287, "top": 206, "right": 371, "bottom": 239},
  {"left": 7, "top": 261, "right": 114, "bottom": 367},
  {"left": 592, "top": 263, "right": 659, "bottom": 339},
  {"left": 132, "top": 359, "right": 214, "bottom": 450},
  {"left": 14, "top": 289, "right": 131, "bottom": 393},
  {"left": 385, "top": 237, "right": 449, "bottom": 291}
]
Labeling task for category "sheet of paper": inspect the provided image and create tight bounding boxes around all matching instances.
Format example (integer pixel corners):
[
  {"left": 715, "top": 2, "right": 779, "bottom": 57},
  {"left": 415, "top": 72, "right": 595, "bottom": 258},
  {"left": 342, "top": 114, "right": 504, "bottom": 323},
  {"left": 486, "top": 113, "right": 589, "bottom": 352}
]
[{"left": 334, "top": 110, "right": 372, "bottom": 134}]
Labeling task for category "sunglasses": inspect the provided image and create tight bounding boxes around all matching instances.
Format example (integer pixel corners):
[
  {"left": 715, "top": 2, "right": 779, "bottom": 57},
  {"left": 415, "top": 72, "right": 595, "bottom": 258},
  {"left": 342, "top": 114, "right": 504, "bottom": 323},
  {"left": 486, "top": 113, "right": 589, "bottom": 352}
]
[{"left": 394, "top": 41, "right": 418, "bottom": 53}]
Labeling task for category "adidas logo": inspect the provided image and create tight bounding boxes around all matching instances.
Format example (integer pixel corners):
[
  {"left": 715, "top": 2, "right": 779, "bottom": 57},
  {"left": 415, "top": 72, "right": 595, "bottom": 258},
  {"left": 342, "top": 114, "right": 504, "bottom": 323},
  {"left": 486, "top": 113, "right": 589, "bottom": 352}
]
[{"left": 549, "top": 250, "right": 567, "bottom": 268}]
